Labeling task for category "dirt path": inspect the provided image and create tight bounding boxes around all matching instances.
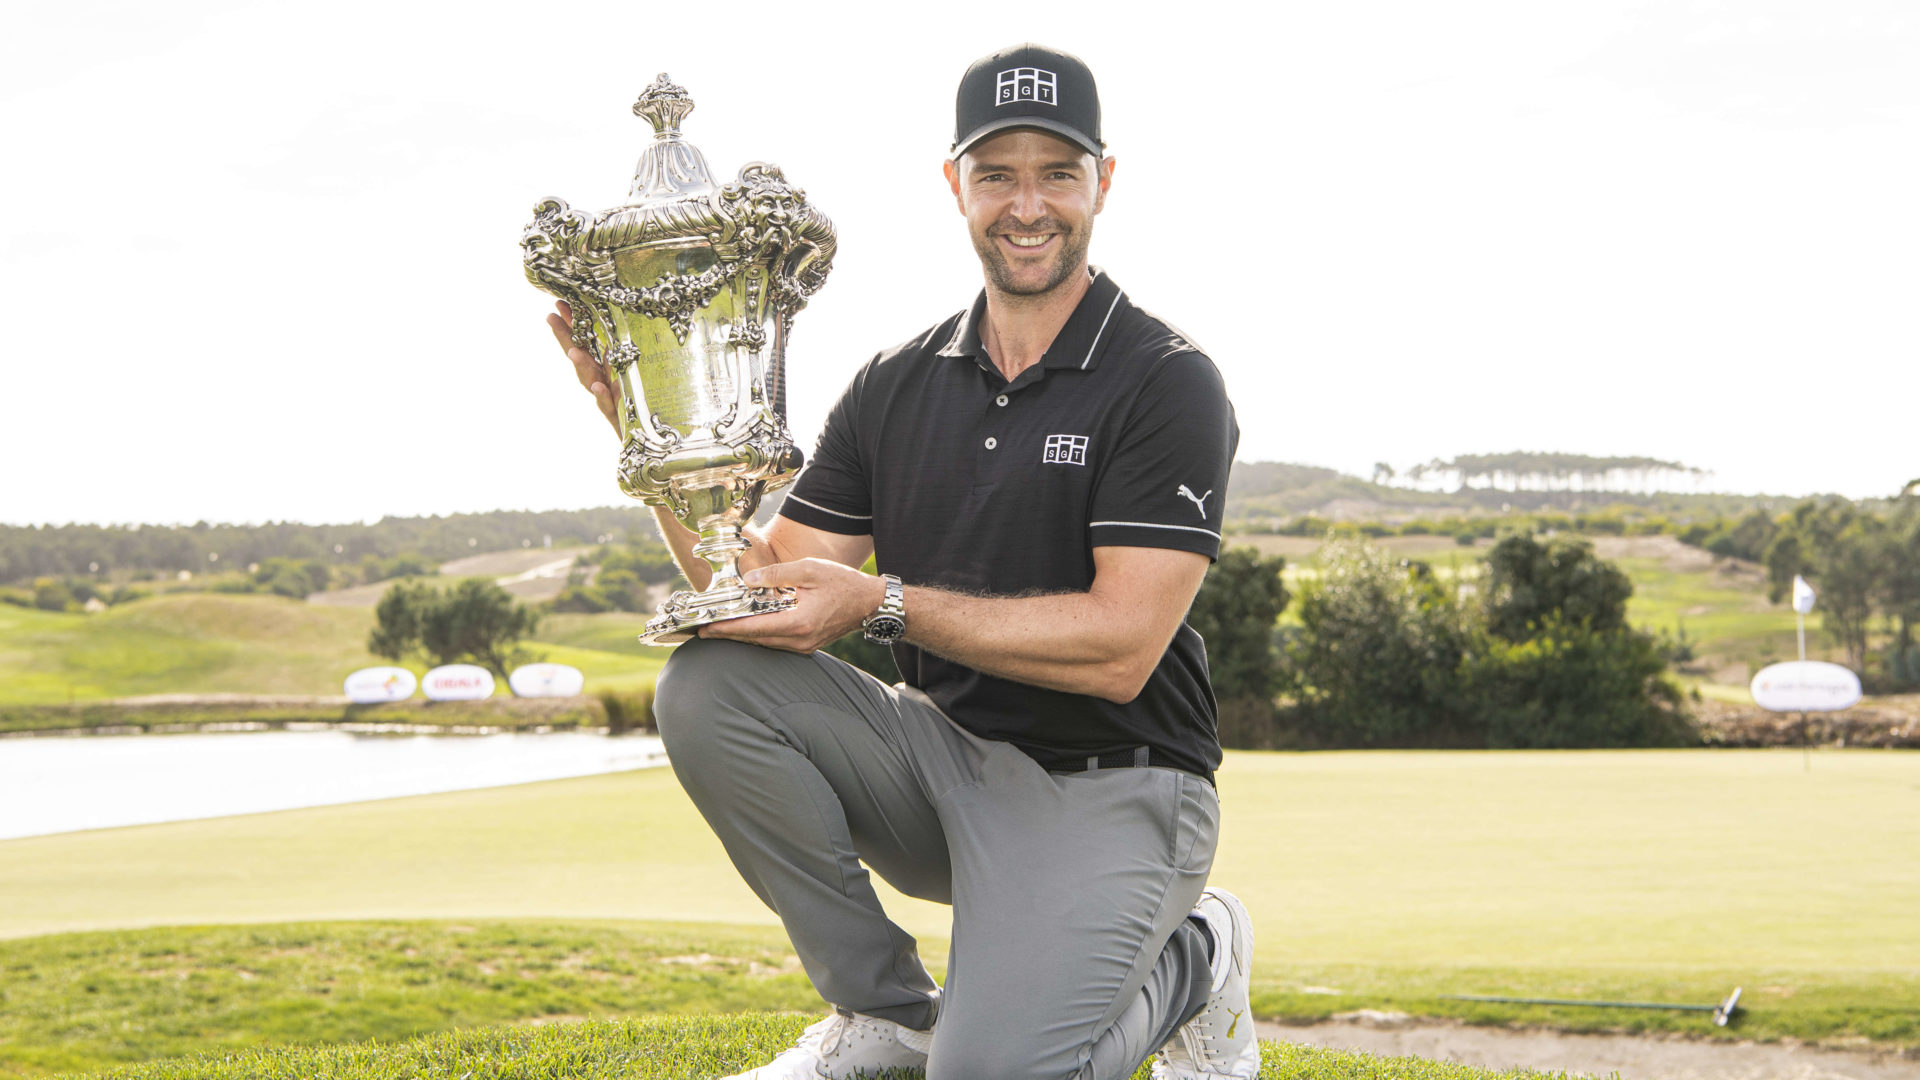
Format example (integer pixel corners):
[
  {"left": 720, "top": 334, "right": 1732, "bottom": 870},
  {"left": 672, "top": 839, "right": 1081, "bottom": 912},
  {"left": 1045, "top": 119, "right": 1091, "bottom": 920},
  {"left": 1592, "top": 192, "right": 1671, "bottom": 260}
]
[{"left": 1259, "top": 1019, "right": 1920, "bottom": 1080}]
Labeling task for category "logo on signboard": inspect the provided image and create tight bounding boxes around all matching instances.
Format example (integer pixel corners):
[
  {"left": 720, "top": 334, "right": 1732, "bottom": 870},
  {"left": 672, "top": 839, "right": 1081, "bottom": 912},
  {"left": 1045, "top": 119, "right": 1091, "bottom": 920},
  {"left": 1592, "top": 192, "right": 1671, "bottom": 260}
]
[
  {"left": 996, "top": 67, "right": 1058, "bottom": 107},
  {"left": 1043, "top": 434, "right": 1088, "bottom": 465},
  {"left": 508, "top": 662, "right": 586, "bottom": 699},
  {"left": 344, "top": 666, "right": 417, "bottom": 704}
]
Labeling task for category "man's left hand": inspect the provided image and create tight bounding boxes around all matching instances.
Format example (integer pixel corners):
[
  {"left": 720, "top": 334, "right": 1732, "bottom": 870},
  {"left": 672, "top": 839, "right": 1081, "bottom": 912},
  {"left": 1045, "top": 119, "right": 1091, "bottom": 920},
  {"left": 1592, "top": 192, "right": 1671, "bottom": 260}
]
[{"left": 698, "top": 558, "right": 887, "bottom": 654}]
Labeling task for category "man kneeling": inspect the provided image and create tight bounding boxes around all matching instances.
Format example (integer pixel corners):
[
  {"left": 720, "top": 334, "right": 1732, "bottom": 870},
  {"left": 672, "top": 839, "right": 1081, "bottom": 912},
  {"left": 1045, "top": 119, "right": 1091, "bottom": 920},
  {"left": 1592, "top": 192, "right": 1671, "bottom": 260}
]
[{"left": 549, "top": 43, "right": 1256, "bottom": 1080}]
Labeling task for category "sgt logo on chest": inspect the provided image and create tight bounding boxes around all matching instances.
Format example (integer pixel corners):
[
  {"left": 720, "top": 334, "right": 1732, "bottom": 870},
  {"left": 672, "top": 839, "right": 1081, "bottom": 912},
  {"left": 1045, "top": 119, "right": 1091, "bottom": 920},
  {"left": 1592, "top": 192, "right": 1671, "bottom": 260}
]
[{"left": 1042, "top": 434, "right": 1089, "bottom": 465}]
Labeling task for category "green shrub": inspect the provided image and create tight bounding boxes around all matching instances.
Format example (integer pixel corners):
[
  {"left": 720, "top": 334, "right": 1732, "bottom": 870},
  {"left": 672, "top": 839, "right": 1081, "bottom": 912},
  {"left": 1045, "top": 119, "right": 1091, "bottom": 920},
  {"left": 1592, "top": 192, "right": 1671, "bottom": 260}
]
[
  {"left": 598, "top": 686, "right": 657, "bottom": 733},
  {"left": 1282, "top": 542, "right": 1472, "bottom": 746},
  {"left": 1481, "top": 534, "right": 1631, "bottom": 641},
  {"left": 32, "top": 578, "right": 76, "bottom": 612},
  {"left": 253, "top": 557, "right": 331, "bottom": 599},
  {"left": 1281, "top": 537, "right": 1692, "bottom": 749},
  {"left": 1188, "top": 547, "right": 1291, "bottom": 704},
  {"left": 1463, "top": 615, "right": 1691, "bottom": 748}
]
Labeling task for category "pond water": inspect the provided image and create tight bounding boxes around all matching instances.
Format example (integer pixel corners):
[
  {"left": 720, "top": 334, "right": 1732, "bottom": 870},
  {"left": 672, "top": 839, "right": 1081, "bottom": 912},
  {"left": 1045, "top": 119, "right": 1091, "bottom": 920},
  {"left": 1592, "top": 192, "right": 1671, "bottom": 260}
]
[{"left": 0, "top": 730, "right": 668, "bottom": 840}]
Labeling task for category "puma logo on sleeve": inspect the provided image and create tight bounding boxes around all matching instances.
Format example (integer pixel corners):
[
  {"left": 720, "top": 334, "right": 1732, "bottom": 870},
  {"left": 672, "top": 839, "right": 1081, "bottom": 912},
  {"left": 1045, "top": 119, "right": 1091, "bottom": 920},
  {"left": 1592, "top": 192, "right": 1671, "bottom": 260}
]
[{"left": 1176, "top": 484, "right": 1212, "bottom": 518}]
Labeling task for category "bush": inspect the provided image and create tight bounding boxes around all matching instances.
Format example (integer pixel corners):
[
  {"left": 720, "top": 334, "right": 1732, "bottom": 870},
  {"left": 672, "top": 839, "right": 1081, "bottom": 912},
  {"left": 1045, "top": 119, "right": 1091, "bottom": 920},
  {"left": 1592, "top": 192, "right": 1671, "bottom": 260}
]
[
  {"left": 1481, "top": 533, "right": 1631, "bottom": 641},
  {"left": 1279, "top": 537, "right": 1692, "bottom": 749},
  {"left": 1462, "top": 616, "right": 1691, "bottom": 748},
  {"left": 253, "top": 557, "right": 330, "bottom": 599},
  {"left": 1187, "top": 547, "right": 1291, "bottom": 704},
  {"left": 1281, "top": 541, "right": 1472, "bottom": 746},
  {"left": 598, "top": 686, "right": 656, "bottom": 733},
  {"left": 360, "top": 552, "right": 436, "bottom": 584},
  {"left": 33, "top": 578, "right": 76, "bottom": 612}
]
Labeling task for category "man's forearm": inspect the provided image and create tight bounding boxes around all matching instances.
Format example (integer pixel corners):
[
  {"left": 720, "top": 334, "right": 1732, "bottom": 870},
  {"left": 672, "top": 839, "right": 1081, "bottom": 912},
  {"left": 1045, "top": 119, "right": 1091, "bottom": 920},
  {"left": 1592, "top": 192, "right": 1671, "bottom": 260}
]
[{"left": 901, "top": 584, "right": 1178, "bottom": 705}]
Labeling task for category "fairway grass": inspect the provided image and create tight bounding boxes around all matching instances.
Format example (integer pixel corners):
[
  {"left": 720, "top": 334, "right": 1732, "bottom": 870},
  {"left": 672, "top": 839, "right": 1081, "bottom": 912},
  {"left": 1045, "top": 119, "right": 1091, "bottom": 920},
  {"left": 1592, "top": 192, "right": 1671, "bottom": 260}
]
[{"left": 3, "top": 749, "right": 1915, "bottom": 1071}]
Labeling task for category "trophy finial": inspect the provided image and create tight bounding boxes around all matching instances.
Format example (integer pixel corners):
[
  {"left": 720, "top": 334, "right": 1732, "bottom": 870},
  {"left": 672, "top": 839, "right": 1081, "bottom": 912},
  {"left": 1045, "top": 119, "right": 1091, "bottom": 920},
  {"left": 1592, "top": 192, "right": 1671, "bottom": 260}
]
[
  {"left": 634, "top": 73, "right": 694, "bottom": 136},
  {"left": 627, "top": 74, "right": 714, "bottom": 203}
]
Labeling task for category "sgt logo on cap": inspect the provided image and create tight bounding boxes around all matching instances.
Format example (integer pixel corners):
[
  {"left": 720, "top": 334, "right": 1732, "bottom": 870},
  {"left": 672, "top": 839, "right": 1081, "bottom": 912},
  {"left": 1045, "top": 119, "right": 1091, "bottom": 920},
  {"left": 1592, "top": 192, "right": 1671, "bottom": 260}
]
[
  {"left": 954, "top": 43, "right": 1103, "bottom": 160},
  {"left": 997, "top": 67, "right": 1057, "bottom": 107}
]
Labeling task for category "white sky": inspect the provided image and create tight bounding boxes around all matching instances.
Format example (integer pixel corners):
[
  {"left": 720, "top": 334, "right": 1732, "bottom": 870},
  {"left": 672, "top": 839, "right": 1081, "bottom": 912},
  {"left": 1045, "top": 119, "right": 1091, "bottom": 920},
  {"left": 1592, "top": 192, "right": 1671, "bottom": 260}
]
[{"left": 2, "top": 0, "right": 1914, "bottom": 526}]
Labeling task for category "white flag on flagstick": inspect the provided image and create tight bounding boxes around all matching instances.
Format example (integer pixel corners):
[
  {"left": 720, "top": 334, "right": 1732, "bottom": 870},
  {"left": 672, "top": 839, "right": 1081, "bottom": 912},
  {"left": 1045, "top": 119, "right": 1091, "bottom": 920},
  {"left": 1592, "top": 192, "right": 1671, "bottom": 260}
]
[{"left": 1792, "top": 574, "right": 1816, "bottom": 615}]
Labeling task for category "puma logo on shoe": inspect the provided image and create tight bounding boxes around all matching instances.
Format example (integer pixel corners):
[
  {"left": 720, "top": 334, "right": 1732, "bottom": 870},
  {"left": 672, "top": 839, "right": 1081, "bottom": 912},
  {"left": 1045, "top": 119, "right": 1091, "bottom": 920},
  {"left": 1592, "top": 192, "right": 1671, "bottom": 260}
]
[
  {"left": 1176, "top": 485, "right": 1212, "bottom": 518},
  {"left": 1226, "top": 1008, "right": 1242, "bottom": 1039}
]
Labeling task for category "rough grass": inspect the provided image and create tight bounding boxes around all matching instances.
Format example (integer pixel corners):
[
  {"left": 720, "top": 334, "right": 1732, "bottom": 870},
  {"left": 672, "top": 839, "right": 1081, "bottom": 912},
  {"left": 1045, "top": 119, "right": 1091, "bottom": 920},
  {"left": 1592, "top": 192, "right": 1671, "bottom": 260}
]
[
  {"left": 5, "top": 918, "right": 1914, "bottom": 1078},
  {"left": 0, "top": 921, "right": 821, "bottom": 1078},
  {"left": 60, "top": 1014, "right": 1565, "bottom": 1080},
  {"left": 0, "top": 595, "right": 664, "bottom": 708}
]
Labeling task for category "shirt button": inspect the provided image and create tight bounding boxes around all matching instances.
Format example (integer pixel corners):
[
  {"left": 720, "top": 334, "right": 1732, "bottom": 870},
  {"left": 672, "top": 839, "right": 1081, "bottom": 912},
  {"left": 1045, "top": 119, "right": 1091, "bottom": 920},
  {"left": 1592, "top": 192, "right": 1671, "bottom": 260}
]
[
  {"left": 995, "top": 394, "right": 1009, "bottom": 407},
  {"left": 984, "top": 437, "right": 998, "bottom": 450}
]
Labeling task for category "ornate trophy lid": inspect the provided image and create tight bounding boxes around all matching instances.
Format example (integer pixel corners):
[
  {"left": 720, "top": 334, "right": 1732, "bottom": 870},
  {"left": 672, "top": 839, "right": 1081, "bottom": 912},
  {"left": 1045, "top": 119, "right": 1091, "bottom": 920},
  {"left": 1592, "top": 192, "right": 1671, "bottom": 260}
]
[{"left": 627, "top": 73, "right": 716, "bottom": 204}]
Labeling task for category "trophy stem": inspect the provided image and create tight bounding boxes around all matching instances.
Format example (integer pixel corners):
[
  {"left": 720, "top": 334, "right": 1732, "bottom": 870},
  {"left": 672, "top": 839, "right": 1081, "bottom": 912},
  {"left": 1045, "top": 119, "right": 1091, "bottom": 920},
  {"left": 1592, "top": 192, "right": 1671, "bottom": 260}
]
[
  {"left": 637, "top": 523, "right": 796, "bottom": 646},
  {"left": 692, "top": 523, "right": 750, "bottom": 587}
]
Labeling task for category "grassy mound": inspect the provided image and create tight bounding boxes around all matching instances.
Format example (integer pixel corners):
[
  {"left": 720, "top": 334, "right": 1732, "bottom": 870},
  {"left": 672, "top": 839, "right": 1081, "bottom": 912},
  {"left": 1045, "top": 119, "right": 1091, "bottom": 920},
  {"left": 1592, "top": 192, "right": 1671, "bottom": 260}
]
[
  {"left": 0, "top": 594, "right": 664, "bottom": 709},
  {"left": 0, "top": 921, "right": 818, "bottom": 1078},
  {"left": 70, "top": 1013, "right": 1559, "bottom": 1080}
]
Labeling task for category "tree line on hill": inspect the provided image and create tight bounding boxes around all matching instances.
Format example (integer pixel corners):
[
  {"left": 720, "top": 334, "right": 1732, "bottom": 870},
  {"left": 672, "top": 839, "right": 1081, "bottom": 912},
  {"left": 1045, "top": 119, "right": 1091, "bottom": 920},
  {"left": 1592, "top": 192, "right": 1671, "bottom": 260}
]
[
  {"left": 4, "top": 554, "right": 439, "bottom": 613},
  {"left": 0, "top": 508, "right": 660, "bottom": 585}
]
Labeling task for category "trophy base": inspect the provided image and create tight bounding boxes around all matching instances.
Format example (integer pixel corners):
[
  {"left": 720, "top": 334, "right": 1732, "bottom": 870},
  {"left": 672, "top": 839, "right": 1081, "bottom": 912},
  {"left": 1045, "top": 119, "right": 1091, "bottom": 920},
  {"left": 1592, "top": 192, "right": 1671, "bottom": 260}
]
[{"left": 638, "top": 584, "right": 797, "bottom": 646}]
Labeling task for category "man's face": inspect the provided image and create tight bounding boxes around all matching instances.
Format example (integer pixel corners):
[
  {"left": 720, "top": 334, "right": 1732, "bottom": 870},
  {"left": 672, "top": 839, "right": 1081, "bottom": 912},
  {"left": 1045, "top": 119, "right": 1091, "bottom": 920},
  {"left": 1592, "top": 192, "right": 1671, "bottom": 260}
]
[{"left": 944, "top": 129, "right": 1114, "bottom": 298}]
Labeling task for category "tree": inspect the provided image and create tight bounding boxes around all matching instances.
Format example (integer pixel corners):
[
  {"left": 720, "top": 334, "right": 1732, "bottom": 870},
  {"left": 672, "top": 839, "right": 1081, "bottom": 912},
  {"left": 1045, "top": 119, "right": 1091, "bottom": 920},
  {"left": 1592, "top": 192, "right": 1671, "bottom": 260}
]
[
  {"left": 1283, "top": 541, "right": 1470, "bottom": 745},
  {"left": 1463, "top": 614, "right": 1689, "bottom": 749},
  {"left": 1481, "top": 534, "right": 1631, "bottom": 641},
  {"left": 1763, "top": 500, "right": 1885, "bottom": 670},
  {"left": 1884, "top": 498, "right": 1920, "bottom": 685},
  {"left": 369, "top": 578, "right": 541, "bottom": 680},
  {"left": 1186, "top": 547, "right": 1290, "bottom": 702},
  {"left": 368, "top": 581, "right": 430, "bottom": 662}
]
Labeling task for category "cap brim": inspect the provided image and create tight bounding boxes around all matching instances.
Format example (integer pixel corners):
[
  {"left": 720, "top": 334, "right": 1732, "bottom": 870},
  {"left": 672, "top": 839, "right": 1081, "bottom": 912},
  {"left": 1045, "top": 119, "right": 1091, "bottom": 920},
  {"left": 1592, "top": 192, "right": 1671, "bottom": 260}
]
[{"left": 953, "top": 116, "right": 1103, "bottom": 160}]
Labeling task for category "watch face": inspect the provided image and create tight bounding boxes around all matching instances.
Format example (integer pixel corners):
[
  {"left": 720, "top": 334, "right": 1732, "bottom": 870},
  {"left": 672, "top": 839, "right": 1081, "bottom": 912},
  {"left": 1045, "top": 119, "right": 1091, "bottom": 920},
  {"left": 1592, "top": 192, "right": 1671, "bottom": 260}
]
[{"left": 864, "top": 615, "right": 905, "bottom": 643}]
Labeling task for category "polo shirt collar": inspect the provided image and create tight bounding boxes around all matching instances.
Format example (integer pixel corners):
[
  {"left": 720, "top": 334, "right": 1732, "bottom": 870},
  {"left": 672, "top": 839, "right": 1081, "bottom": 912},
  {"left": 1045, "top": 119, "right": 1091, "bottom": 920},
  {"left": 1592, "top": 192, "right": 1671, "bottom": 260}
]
[{"left": 935, "top": 268, "right": 1127, "bottom": 373}]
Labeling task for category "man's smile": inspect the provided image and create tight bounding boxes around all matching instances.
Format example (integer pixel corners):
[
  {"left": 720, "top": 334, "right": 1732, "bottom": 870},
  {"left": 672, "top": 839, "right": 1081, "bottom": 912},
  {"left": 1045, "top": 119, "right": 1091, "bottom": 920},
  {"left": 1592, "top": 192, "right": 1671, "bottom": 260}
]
[{"left": 999, "top": 232, "right": 1059, "bottom": 252}]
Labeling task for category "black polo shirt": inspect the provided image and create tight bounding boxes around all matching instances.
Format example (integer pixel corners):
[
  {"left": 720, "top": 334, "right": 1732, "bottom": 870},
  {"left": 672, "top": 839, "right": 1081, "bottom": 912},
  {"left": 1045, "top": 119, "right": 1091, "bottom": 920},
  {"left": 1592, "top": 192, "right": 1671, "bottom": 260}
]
[{"left": 779, "top": 270, "right": 1239, "bottom": 780}]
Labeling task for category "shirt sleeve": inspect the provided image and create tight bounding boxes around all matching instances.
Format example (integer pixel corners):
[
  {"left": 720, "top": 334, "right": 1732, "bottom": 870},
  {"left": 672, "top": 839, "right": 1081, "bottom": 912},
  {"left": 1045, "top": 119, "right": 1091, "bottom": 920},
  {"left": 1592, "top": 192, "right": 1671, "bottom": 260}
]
[
  {"left": 1087, "top": 350, "right": 1239, "bottom": 560},
  {"left": 777, "top": 361, "right": 875, "bottom": 536}
]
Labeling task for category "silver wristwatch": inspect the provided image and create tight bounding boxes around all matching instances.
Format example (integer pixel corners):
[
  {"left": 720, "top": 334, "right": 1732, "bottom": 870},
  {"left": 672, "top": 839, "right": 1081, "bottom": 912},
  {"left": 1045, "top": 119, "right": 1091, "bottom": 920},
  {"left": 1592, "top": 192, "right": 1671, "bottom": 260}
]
[{"left": 862, "top": 574, "right": 907, "bottom": 644}]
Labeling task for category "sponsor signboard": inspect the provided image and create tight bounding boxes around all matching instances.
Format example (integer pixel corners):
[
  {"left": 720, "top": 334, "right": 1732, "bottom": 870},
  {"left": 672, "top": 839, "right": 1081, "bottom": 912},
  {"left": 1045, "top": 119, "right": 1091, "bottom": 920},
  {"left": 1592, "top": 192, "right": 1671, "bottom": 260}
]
[
  {"left": 344, "top": 666, "right": 417, "bottom": 704},
  {"left": 508, "top": 662, "right": 585, "bottom": 698},
  {"left": 1750, "top": 661, "right": 1861, "bottom": 713},
  {"left": 422, "top": 664, "right": 496, "bottom": 702}
]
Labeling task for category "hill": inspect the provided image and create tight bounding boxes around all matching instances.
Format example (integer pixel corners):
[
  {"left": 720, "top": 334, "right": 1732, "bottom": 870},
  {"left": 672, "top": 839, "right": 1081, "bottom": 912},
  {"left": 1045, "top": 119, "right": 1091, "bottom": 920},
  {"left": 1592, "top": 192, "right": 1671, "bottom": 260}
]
[{"left": 0, "top": 593, "right": 664, "bottom": 706}]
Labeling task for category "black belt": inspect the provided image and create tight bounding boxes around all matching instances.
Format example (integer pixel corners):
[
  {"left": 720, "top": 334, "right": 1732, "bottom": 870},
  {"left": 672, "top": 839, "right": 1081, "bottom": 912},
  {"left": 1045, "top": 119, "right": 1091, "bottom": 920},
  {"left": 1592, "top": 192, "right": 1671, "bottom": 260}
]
[{"left": 1042, "top": 746, "right": 1214, "bottom": 787}]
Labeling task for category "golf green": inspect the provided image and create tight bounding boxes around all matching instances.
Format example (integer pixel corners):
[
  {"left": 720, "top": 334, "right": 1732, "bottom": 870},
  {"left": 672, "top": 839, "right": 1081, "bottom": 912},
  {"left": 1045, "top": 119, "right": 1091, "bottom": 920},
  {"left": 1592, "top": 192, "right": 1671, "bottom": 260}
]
[{"left": 4, "top": 750, "right": 1915, "bottom": 978}]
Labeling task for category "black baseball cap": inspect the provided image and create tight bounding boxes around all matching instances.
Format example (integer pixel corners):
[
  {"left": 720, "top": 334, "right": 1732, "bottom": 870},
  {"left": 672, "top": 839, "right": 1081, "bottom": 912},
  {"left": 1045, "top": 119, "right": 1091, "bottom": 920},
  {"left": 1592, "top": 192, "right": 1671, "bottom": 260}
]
[{"left": 952, "top": 44, "right": 1104, "bottom": 160}]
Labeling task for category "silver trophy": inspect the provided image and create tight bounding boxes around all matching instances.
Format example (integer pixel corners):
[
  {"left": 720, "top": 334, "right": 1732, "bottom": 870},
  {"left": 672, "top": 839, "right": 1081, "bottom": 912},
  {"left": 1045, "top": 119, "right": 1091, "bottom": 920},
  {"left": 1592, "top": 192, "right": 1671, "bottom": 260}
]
[{"left": 522, "top": 75, "right": 836, "bottom": 645}]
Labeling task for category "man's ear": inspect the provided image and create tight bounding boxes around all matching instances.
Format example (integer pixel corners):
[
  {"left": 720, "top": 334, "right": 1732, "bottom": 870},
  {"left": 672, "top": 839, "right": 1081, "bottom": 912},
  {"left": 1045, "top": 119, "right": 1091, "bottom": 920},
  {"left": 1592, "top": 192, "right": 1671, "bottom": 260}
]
[
  {"left": 943, "top": 158, "right": 964, "bottom": 214},
  {"left": 1094, "top": 155, "right": 1116, "bottom": 214}
]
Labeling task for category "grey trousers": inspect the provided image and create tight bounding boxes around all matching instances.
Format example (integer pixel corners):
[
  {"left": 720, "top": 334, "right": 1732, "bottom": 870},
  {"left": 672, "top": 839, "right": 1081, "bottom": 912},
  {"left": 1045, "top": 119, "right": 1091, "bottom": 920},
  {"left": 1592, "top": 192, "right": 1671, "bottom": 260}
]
[{"left": 653, "top": 638, "right": 1220, "bottom": 1080}]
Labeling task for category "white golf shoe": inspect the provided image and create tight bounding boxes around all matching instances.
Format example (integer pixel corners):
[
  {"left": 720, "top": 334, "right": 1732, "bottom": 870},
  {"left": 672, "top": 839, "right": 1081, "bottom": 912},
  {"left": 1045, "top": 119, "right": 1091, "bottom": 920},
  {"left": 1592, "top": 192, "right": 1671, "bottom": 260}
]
[
  {"left": 1152, "top": 887, "right": 1259, "bottom": 1080},
  {"left": 725, "top": 996, "right": 937, "bottom": 1080}
]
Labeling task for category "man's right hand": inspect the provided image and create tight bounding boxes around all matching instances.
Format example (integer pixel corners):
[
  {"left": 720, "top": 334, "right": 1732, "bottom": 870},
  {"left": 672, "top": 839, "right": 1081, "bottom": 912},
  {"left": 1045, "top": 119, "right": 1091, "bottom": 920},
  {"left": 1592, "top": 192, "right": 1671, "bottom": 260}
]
[{"left": 546, "top": 300, "right": 621, "bottom": 437}]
